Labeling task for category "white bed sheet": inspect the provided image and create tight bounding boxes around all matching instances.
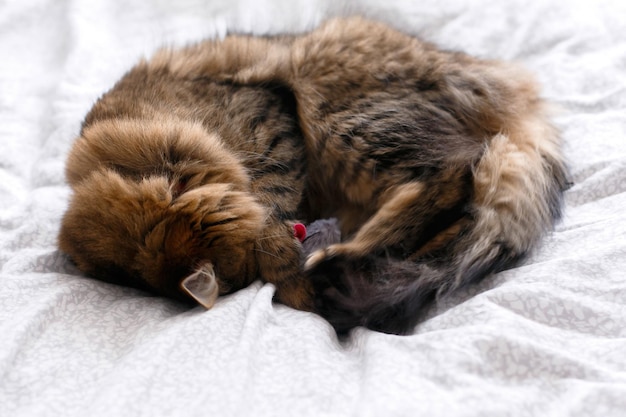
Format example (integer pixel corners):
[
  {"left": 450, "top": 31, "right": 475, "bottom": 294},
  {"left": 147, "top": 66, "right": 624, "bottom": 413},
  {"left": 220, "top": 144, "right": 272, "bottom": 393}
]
[{"left": 1, "top": 1, "right": 625, "bottom": 416}]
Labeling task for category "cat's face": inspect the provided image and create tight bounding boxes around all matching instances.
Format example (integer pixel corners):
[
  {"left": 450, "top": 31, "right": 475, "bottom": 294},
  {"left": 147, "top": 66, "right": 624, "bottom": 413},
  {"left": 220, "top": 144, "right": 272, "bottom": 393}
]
[{"left": 59, "top": 119, "right": 266, "bottom": 307}]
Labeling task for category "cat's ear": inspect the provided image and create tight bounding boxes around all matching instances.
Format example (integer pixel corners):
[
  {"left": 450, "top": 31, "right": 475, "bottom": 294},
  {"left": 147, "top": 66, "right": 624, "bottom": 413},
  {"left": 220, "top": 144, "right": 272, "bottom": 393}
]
[{"left": 180, "top": 263, "right": 219, "bottom": 309}]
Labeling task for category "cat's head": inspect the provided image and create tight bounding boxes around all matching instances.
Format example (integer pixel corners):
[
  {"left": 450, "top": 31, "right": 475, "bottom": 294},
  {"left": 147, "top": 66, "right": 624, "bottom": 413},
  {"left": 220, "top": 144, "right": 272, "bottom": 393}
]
[{"left": 59, "top": 119, "right": 266, "bottom": 307}]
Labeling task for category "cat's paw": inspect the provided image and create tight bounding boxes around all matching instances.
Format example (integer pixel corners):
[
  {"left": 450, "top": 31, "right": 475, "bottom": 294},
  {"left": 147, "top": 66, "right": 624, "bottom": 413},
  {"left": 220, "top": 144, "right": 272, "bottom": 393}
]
[
  {"left": 255, "top": 220, "right": 315, "bottom": 311},
  {"left": 303, "top": 246, "right": 338, "bottom": 271},
  {"left": 304, "top": 242, "right": 366, "bottom": 271}
]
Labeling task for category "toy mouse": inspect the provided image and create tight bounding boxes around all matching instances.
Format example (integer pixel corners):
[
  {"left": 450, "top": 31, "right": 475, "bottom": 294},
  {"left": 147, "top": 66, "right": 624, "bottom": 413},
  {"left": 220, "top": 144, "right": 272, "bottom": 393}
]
[{"left": 295, "top": 218, "right": 342, "bottom": 256}]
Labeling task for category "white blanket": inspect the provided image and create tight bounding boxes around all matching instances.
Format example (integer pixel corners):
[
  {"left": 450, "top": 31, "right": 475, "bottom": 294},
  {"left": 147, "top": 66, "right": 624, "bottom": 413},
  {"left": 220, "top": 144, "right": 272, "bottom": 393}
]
[{"left": 1, "top": 1, "right": 625, "bottom": 416}]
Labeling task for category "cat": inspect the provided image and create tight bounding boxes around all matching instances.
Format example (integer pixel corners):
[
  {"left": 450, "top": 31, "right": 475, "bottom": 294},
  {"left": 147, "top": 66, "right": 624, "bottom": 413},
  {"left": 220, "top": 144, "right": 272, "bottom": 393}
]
[
  {"left": 58, "top": 50, "right": 312, "bottom": 310},
  {"left": 59, "top": 17, "right": 568, "bottom": 335}
]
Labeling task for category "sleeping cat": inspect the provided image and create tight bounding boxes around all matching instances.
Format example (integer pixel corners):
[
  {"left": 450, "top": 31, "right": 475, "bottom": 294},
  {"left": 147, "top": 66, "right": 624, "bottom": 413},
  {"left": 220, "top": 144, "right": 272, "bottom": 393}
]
[
  {"left": 59, "top": 17, "right": 568, "bottom": 334},
  {"left": 59, "top": 64, "right": 311, "bottom": 310}
]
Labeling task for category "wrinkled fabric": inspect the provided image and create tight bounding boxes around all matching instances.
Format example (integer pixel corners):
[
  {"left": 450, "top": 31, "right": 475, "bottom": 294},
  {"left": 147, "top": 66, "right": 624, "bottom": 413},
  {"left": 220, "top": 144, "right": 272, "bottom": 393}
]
[{"left": 1, "top": 1, "right": 625, "bottom": 416}]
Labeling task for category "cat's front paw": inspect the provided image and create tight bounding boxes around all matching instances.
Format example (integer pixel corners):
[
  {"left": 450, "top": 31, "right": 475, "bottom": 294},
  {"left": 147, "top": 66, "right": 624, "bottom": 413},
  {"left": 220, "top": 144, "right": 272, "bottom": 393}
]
[{"left": 255, "top": 221, "right": 314, "bottom": 311}]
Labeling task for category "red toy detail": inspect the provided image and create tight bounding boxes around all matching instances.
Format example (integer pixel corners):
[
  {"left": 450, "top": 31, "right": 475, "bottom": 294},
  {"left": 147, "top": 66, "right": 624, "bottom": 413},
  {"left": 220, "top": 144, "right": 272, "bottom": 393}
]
[{"left": 293, "top": 223, "right": 307, "bottom": 242}]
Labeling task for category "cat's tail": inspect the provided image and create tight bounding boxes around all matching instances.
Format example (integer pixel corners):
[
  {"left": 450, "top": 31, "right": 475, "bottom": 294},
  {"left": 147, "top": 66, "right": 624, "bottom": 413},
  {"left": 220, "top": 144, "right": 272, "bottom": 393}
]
[{"left": 311, "top": 114, "right": 569, "bottom": 335}]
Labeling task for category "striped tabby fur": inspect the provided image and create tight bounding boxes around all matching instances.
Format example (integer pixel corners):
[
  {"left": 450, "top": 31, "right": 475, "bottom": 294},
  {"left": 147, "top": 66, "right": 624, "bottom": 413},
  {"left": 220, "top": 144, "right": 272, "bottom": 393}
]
[{"left": 59, "top": 17, "right": 568, "bottom": 334}]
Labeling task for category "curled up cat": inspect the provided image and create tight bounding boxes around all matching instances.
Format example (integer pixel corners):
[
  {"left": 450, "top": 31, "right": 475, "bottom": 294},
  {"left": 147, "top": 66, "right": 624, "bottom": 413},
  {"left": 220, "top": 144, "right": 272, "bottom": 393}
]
[{"left": 58, "top": 17, "right": 569, "bottom": 335}]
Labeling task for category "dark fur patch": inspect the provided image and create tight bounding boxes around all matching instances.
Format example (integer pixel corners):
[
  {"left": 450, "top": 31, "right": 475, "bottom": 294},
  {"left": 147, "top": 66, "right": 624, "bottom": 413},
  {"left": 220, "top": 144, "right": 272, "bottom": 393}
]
[
  {"left": 61, "top": 17, "right": 567, "bottom": 334},
  {"left": 309, "top": 254, "right": 443, "bottom": 335}
]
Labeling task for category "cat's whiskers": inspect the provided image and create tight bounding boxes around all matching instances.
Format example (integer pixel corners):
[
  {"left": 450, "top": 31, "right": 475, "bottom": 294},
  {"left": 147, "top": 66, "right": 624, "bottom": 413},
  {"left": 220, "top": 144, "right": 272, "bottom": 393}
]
[
  {"left": 256, "top": 233, "right": 293, "bottom": 241},
  {"left": 252, "top": 247, "right": 282, "bottom": 260}
]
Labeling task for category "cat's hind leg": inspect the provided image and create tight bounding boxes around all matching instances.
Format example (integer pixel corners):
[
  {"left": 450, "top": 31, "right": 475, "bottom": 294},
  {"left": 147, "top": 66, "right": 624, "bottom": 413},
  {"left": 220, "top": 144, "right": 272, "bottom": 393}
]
[
  {"left": 304, "top": 182, "right": 424, "bottom": 269},
  {"left": 305, "top": 167, "right": 471, "bottom": 271},
  {"left": 305, "top": 167, "right": 472, "bottom": 334}
]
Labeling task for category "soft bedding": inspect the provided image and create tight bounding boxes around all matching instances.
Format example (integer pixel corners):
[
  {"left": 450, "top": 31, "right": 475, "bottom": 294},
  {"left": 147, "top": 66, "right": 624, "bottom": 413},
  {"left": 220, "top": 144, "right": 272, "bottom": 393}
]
[{"left": 1, "top": 1, "right": 625, "bottom": 416}]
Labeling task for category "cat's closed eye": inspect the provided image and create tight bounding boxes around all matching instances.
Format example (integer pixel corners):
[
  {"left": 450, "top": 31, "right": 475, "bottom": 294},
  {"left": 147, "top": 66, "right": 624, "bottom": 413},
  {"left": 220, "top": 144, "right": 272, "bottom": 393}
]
[{"left": 171, "top": 175, "right": 191, "bottom": 197}]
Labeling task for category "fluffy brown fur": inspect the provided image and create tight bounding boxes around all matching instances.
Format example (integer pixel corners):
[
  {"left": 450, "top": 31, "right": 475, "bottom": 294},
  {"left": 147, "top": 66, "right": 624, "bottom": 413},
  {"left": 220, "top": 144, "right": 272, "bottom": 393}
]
[
  {"left": 59, "top": 17, "right": 568, "bottom": 334},
  {"left": 60, "top": 63, "right": 310, "bottom": 308}
]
